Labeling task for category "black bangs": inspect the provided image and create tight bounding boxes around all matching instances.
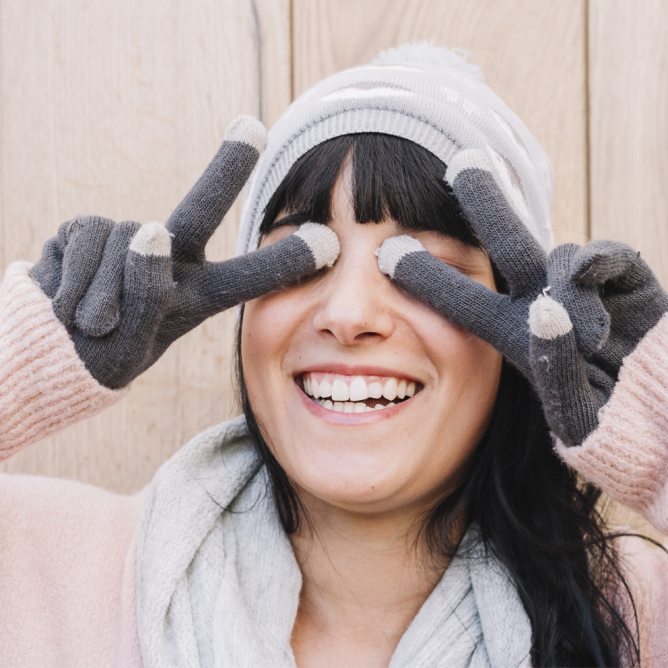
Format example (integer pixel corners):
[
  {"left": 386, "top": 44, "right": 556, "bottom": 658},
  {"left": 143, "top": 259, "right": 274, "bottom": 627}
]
[{"left": 259, "top": 133, "right": 481, "bottom": 248}]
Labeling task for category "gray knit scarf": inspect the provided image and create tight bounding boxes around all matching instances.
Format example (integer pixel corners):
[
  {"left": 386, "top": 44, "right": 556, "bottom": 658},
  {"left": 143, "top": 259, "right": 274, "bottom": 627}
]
[{"left": 136, "top": 416, "right": 533, "bottom": 668}]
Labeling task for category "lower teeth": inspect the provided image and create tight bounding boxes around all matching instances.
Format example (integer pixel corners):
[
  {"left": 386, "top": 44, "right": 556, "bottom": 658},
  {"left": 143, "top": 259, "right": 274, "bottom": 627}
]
[{"left": 315, "top": 399, "right": 398, "bottom": 413}]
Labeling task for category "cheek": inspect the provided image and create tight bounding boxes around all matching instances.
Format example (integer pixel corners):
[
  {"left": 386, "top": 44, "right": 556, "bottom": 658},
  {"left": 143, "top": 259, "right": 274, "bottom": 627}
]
[
  {"left": 418, "top": 307, "right": 502, "bottom": 435},
  {"left": 415, "top": 299, "right": 499, "bottom": 371},
  {"left": 404, "top": 317, "right": 501, "bottom": 498},
  {"left": 242, "top": 282, "right": 318, "bottom": 353},
  {"left": 241, "top": 290, "right": 310, "bottom": 415},
  {"left": 243, "top": 293, "right": 295, "bottom": 358}
]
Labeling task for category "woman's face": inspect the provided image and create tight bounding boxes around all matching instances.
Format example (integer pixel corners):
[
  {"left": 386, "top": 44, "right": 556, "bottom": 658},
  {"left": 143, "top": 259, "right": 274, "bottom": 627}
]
[{"left": 242, "top": 163, "right": 503, "bottom": 516}]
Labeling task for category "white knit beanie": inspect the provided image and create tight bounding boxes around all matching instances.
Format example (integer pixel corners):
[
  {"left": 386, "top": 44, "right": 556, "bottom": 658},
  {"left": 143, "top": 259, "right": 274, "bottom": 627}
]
[{"left": 237, "top": 42, "right": 554, "bottom": 255}]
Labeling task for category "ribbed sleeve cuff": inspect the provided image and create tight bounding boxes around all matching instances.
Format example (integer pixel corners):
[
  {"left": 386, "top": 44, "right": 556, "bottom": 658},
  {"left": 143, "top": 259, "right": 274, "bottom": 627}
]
[
  {"left": 0, "top": 262, "right": 129, "bottom": 459},
  {"left": 556, "top": 312, "right": 668, "bottom": 533}
]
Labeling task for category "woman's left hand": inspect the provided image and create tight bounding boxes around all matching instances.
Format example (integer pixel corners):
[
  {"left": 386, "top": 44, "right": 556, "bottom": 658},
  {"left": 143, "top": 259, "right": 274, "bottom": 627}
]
[
  {"left": 377, "top": 148, "right": 608, "bottom": 383},
  {"left": 377, "top": 148, "right": 667, "bottom": 447},
  {"left": 528, "top": 240, "right": 668, "bottom": 445}
]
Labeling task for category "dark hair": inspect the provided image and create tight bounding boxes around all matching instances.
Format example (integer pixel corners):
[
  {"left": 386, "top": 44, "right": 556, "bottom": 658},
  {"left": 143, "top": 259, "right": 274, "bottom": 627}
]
[{"left": 236, "top": 133, "right": 640, "bottom": 667}]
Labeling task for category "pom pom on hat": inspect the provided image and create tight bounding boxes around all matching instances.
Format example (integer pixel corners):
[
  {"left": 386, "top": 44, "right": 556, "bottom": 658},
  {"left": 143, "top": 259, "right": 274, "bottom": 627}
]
[{"left": 372, "top": 41, "right": 485, "bottom": 83}]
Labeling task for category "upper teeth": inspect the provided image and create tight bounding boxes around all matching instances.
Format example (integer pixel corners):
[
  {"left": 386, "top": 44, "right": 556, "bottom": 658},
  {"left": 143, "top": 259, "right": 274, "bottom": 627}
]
[{"left": 303, "top": 373, "right": 416, "bottom": 403}]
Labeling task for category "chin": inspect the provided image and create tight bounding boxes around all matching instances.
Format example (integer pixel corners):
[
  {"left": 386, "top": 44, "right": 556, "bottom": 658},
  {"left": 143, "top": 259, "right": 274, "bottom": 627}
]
[{"left": 278, "top": 440, "right": 450, "bottom": 513}]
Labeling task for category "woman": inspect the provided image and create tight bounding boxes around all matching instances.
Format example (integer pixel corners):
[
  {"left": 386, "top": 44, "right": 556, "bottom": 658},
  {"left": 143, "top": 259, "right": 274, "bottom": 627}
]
[{"left": 2, "top": 43, "right": 668, "bottom": 667}]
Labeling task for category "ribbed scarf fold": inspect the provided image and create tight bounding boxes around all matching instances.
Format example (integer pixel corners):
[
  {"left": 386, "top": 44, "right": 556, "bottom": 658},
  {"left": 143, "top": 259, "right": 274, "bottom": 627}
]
[{"left": 136, "top": 416, "right": 532, "bottom": 668}]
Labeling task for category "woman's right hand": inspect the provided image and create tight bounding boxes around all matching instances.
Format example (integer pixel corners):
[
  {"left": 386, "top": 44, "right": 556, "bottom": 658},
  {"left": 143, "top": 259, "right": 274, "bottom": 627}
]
[{"left": 29, "top": 116, "right": 340, "bottom": 390}]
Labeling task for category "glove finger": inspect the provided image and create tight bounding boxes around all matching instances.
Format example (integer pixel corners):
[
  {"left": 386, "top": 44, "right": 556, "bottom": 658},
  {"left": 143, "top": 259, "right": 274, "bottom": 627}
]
[
  {"left": 52, "top": 216, "right": 116, "bottom": 326},
  {"left": 166, "top": 116, "right": 267, "bottom": 264},
  {"left": 163, "top": 223, "right": 340, "bottom": 337},
  {"left": 529, "top": 294, "right": 611, "bottom": 446},
  {"left": 570, "top": 239, "right": 652, "bottom": 289},
  {"left": 74, "top": 220, "right": 141, "bottom": 337},
  {"left": 378, "top": 235, "right": 531, "bottom": 378},
  {"left": 446, "top": 149, "right": 547, "bottom": 298},
  {"left": 571, "top": 240, "right": 668, "bottom": 369},
  {"left": 30, "top": 235, "right": 64, "bottom": 299},
  {"left": 546, "top": 243, "right": 610, "bottom": 355},
  {"left": 88, "top": 223, "right": 174, "bottom": 390},
  {"left": 590, "top": 288, "right": 668, "bottom": 374}
]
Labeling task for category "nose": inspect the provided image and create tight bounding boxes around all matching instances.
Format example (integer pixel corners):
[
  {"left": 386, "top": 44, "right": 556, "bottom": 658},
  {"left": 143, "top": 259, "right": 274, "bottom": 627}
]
[{"left": 312, "top": 239, "right": 396, "bottom": 346}]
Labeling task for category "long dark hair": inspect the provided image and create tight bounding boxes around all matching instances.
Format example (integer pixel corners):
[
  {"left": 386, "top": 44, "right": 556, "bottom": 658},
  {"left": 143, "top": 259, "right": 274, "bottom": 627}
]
[{"left": 236, "top": 133, "right": 640, "bottom": 667}]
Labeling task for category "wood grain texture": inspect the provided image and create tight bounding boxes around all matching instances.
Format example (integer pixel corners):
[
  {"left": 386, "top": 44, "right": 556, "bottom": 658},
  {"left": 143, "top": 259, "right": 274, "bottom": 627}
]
[
  {"left": 292, "top": 0, "right": 589, "bottom": 246},
  {"left": 589, "top": 0, "right": 668, "bottom": 540},
  {"left": 254, "top": 0, "right": 292, "bottom": 128},
  {"left": 589, "top": 0, "right": 668, "bottom": 285},
  {"left": 0, "top": 0, "right": 291, "bottom": 493}
]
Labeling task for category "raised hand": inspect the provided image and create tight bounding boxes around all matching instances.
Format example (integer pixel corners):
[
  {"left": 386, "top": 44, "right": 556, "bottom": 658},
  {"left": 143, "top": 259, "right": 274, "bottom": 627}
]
[
  {"left": 377, "top": 148, "right": 606, "bottom": 382},
  {"left": 30, "top": 116, "right": 340, "bottom": 389},
  {"left": 528, "top": 241, "right": 668, "bottom": 446},
  {"left": 377, "top": 146, "right": 668, "bottom": 447}
]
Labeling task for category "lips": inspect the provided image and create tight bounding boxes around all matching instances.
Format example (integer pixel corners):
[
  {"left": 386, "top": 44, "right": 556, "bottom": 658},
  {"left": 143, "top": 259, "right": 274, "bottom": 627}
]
[{"left": 301, "top": 372, "right": 418, "bottom": 413}]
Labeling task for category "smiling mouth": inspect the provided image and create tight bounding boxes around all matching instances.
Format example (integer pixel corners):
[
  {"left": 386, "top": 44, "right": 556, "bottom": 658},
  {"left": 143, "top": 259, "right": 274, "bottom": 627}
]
[{"left": 300, "top": 372, "right": 419, "bottom": 413}]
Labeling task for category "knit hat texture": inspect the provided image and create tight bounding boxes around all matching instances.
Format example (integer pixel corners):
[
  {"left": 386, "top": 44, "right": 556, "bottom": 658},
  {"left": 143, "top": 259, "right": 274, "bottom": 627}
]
[{"left": 237, "top": 42, "right": 555, "bottom": 256}]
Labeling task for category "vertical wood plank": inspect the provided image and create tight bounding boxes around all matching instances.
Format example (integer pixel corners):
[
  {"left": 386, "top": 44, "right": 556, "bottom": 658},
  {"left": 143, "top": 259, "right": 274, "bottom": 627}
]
[
  {"left": 292, "top": 0, "right": 589, "bottom": 246},
  {"left": 254, "top": 0, "right": 293, "bottom": 129},
  {"left": 589, "top": 0, "right": 668, "bottom": 285},
  {"left": 0, "top": 0, "right": 291, "bottom": 493},
  {"left": 589, "top": 0, "right": 668, "bottom": 539}
]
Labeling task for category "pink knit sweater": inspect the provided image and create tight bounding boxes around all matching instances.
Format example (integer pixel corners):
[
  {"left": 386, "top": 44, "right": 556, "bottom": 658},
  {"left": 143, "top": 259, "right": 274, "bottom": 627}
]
[{"left": 1, "top": 261, "right": 668, "bottom": 667}]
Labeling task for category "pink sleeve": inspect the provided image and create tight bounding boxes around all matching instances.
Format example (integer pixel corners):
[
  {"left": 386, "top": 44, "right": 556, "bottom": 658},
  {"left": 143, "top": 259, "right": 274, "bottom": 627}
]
[
  {"left": 0, "top": 261, "right": 128, "bottom": 460},
  {"left": 0, "top": 262, "right": 143, "bottom": 666},
  {"left": 556, "top": 312, "right": 668, "bottom": 534},
  {"left": 0, "top": 473, "right": 145, "bottom": 667}
]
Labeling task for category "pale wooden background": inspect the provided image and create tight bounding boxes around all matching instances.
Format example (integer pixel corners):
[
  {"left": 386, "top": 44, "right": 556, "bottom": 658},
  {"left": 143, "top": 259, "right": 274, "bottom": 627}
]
[{"left": 1, "top": 0, "right": 666, "bottom": 503}]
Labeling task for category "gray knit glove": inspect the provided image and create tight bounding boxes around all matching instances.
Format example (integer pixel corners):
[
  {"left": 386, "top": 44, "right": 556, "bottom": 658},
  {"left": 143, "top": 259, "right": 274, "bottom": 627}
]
[
  {"left": 377, "top": 149, "right": 573, "bottom": 381},
  {"left": 378, "top": 148, "right": 668, "bottom": 447},
  {"left": 30, "top": 116, "right": 340, "bottom": 389},
  {"left": 528, "top": 241, "right": 668, "bottom": 446}
]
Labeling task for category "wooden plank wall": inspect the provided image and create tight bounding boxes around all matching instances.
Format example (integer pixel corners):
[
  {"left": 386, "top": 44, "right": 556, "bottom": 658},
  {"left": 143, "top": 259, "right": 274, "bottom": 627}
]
[
  {"left": 589, "top": 0, "right": 668, "bottom": 286},
  {"left": 292, "top": 0, "right": 589, "bottom": 247},
  {"left": 1, "top": 0, "right": 667, "bottom": 496},
  {"left": 0, "top": 0, "right": 291, "bottom": 492},
  {"left": 588, "top": 0, "right": 668, "bottom": 538}
]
